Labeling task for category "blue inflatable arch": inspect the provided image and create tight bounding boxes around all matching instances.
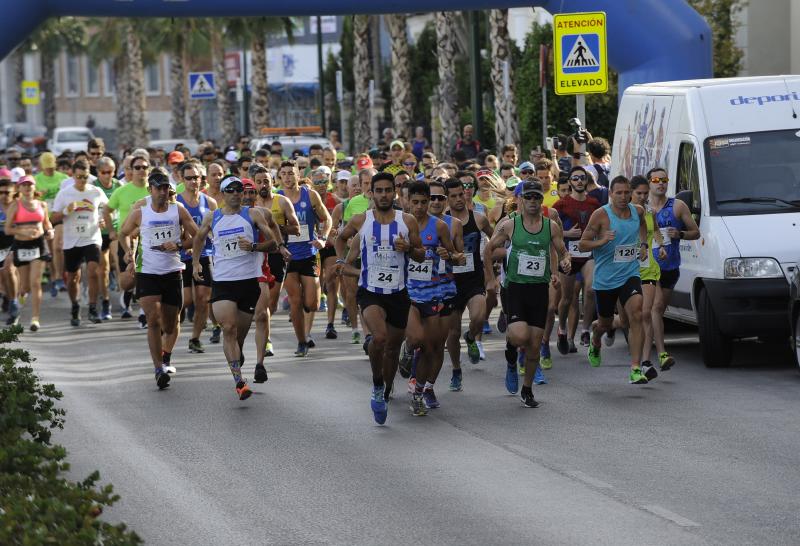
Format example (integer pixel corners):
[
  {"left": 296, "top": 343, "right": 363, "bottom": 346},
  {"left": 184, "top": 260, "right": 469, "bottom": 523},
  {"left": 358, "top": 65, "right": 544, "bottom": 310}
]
[{"left": 1, "top": 0, "right": 712, "bottom": 93}]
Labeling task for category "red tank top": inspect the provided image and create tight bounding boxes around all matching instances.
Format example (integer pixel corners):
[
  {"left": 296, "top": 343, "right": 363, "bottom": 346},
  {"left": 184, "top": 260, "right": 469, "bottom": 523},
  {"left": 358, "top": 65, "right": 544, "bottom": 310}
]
[{"left": 15, "top": 200, "right": 45, "bottom": 224}]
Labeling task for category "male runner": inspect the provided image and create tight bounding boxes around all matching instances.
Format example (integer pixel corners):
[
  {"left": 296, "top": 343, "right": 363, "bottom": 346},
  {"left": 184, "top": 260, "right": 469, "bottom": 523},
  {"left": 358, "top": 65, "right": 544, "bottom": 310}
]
[
  {"left": 0, "top": 174, "right": 16, "bottom": 314},
  {"left": 94, "top": 156, "right": 121, "bottom": 320},
  {"left": 335, "top": 172, "right": 425, "bottom": 424},
  {"left": 311, "top": 166, "right": 341, "bottom": 338},
  {"left": 330, "top": 175, "right": 364, "bottom": 343},
  {"left": 193, "top": 175, "right": 280, "bottom": 399}
]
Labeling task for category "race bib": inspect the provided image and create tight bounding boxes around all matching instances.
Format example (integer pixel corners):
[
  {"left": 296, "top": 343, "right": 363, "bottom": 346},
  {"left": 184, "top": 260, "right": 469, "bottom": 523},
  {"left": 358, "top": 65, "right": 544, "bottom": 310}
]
[
  {"left": 368, "top": 266, "right": 401, "bottom": 290},
  {"left": 639, "top": 251, "right": 651, "bottom": 268},
  {"left": 0, "top": 248, "right": 10, "bottom": 262},
  {"left": 17, "top": 247, "right": 40, "bottom": 262},
  {"left": 288, "top": 224, "right": 310, "bottom": 243},
  {"left": 614, "top": 244, "right": 638, "bottom": 263},
  {"left": 142, "top": 225, "right": 176, "bottom": 249},
  {"left": 517, "top": 253, "right": 546, "bottom": 277},
  {"left": 659, "top": 227, "right": 672, "bottom": 245},
  {"left": 452, "top": 253, "right": 475, "bottom": 274},
  {"left": 73, "top": 213, "right": 92, "bottom": 236},
  {"left": 374, "top": 245, "right": 400, "bottom": 268},
  {"left": 568, "top": 240, "right": 591, "bottom": 258},
  {"left": 408, "top": 259, "right": 433, "bottom": 282},
  {"left": 217, "top": 234, "right": 248, "bottom": 258}
]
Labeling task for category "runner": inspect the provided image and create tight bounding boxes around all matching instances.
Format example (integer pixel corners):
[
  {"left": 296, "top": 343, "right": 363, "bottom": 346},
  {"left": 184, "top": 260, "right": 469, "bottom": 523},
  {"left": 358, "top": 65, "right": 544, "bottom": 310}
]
[
  {"left": 647, "top": 167, "right": 700, "bottom": 371},
  {"left": 0, "top": 173, "right": 17, "bottom": 318},
  {"left": 485, "top": 180, "right": 570, "bottom": 407},
  {"left": 578, "top": 176, "right": 650, "bottom": 384},
  {"left": 34, "top": 152, "right": 68, "bottom": 297},
  {"left": 278, "top": 159, "right": 331, "bottom": 357},
  {"left": 118, "top": 169, "right": 197, "bottom": 390},
  {"left": 176, "top": 161, "right": 217, "bottom": 354},
  {"left": 335, "top": 171, "right": 425, "bottom": 424},
  {"left": 51, "top": 159, "right": 108, "bottom": 326},
  {"left": 330, "top": 174, "right": 364, "bottom": 342},
  {"left": 444, "top": 177, "right": 493, "bottom": 391},
  {"left": 310, "top": 166, "right": 342, "bottom": 339},
  {"left": 94, "top": 156, "right": 122, "bottom": 320}
]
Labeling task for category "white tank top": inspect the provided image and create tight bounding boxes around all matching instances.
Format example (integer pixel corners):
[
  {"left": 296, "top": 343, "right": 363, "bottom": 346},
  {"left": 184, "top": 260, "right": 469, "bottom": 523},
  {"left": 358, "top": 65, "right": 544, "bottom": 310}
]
[
  {"left": 139, "top": 203, "right": 184, "bottom": 274},
  {"left": 358, "top": 209, "right": 409, "bottom": 294},
  {"left": 211, "top": 207, "right": 260, "bottom": 282}
]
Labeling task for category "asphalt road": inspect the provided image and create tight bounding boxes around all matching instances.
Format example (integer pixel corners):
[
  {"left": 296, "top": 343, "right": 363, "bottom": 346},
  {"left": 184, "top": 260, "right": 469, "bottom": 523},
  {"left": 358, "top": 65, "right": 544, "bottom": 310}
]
[{"left": 17, "top": 295, "right": 800, "bottom": 545}]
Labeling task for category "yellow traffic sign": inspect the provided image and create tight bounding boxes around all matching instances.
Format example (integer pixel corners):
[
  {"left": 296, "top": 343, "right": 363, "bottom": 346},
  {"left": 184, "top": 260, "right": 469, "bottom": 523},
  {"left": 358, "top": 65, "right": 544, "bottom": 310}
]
[
  {"left": 21, "top": 80, "right": 40, "bottom": 105},
  {"left": 553, "top": 12, "right": 608, "bottom": 95}
]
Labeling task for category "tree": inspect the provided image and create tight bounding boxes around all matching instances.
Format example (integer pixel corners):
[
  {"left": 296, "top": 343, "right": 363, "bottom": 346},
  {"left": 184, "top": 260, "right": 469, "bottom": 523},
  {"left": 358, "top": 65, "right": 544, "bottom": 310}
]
[
  {"left": 435, "top": 11, "right": 460, "bottom": 158},
  {"left": 208, "top": 19, "right": 237, "bottom": 147},
  {"left": 688, "top": 0, "right": 743, "bottom": 77},
  {"left": 488, "top": 9, "right": 519, "bottom": 151},
  {"left": 384, "top": 14, "right": 412, "bottom": 140},
  {"left": 88, "top": 19, "right": 132, "bottom": 147},
  {"left": 125, "top": 21, "right": 149, "bottom": 147},
  {"left": 407, "top": 22, "right": 439, "bottom": 132},
  {"left": 10, "top": 51, "right": 25, "bottom": 123},
  {"left": 352, "top": 15, "right": 371, "bottom": 153}
]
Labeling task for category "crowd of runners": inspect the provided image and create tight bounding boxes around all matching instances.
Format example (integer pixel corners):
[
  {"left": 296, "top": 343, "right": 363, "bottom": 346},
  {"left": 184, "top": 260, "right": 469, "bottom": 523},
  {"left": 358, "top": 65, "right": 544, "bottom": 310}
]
[{"left": 0, "top": 127, "right": 699, "bottom": 423}]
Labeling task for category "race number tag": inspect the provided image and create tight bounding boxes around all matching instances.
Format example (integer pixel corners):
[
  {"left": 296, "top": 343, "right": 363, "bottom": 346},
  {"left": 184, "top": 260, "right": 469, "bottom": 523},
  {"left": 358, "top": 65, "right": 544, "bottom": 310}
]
[
  {"left": 374, "top": 245, "right": 400, "bottom": 268},
  {"left": 0, "top": 248, "right": 8, "bottom": 262},
  {"left": 568, "top": 240, "right": 591, "bottom": 258},
  {"left": 17, "top": 247, "right": 40, "bottom": 262},
  {"left": 614, "top": 244, "right": 638, "bottom": 263},
  {"left": 452, "top": 253, "right": 474, "bottom": 274},
  {"left": 659, "top": 227, "right": 671, "bottom": 245},
  {"left": 368, "top": 266, "right": 401, "bottom": 290},
  {"left": 408, "top": 259, "right": 433, "bottom": 282},
  {"left": 288, "top": 224, "right": 310, "bottom": 243},
  {"left": 639, "top": 250, "right": 650, "bottom": 268},
  {"left": 517, "top": 253, "right": 545, "bottom": 277},
  {"left": 215, "top": 227, "right": 248, "bottom": 258},
  {"left": 142, "top": 225, "right": 175, "bottom": 249},
  {"left": 73, "top": 213, "right": 92, "bottom": 236}
]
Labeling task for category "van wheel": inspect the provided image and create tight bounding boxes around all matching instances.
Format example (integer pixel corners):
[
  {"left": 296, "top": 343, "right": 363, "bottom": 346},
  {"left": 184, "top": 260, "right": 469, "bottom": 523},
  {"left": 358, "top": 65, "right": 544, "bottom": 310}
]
[
  {"left": 697, "top": 287, "right": 732, "bottom": 367},
  {"left": 793, "top": 309, "right": 800, "bottom": 372}
]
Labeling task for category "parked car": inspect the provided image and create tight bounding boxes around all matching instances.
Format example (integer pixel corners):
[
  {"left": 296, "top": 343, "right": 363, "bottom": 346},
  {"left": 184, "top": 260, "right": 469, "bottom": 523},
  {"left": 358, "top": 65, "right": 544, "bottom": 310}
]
[
  {"left": 149, "top": 138, "right": 200, "bottom": 157},
  {"left": 47, "top": 126, "right": 95, "bottom": 155},
  {"left": 790, "top": 263, "right": 800, "bottom": 371},
  {"left": 0, "top": 123, "right": 47, "bottom": 153}
]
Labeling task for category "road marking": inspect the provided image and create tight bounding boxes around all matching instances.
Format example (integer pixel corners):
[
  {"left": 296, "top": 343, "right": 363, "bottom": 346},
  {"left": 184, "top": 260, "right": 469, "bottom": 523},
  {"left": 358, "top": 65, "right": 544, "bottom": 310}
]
[
  {"left": 642, "top": 505, "right": 701, "bottom": 527},
  {"left": 564, "top": 470, "right": 613, "bottom": 490}
]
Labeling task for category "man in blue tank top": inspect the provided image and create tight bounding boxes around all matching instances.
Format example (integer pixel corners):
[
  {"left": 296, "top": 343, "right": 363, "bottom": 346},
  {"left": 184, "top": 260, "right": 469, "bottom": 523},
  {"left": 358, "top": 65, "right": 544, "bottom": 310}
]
[
  {"left": 647, "top": 167, "right": 700, "bottom": 372},
  {"left": 579, "top": 176, "right": 651, "bottom": 384}
]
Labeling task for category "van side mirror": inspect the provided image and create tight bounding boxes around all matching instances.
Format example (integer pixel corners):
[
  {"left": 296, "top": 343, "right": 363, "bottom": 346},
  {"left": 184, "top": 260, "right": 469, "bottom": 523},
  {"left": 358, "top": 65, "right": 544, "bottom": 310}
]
[{"left": 675, "top": 190, "right": 701, "bottom": 223}]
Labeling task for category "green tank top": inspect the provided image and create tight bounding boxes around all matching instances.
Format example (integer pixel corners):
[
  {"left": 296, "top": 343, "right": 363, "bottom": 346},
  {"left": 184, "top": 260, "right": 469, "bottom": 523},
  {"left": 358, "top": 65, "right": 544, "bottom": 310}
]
[
  {"left": 504, "top": 214, "right": 551, "bottom": 286},
  {"left": 639, "top": 211, "right": 661, "bottom": 282},
  {"left": 343, "top": 194, "right": 369, "bottom": 223}
]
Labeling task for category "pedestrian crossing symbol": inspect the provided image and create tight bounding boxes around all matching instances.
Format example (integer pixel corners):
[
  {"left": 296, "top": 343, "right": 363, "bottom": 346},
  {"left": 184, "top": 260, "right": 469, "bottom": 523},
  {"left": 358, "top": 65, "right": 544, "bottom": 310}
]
[
  {"left": 188, "top": 72, "right": 216, "bottom": 100},
  {"left": 553, "top": 12, "right": 608, "bottom": 95}
]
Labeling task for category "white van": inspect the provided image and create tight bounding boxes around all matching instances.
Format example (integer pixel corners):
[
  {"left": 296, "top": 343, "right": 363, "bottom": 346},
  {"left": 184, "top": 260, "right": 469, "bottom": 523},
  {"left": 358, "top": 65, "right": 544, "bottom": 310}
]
[{"left": 611, "top": 76, "right": 800, "bottom": 367}]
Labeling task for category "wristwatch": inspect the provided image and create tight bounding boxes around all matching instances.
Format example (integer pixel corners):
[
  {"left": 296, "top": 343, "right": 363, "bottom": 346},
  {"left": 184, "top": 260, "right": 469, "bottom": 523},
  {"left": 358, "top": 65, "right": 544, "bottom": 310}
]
[{"left": 318, "top": 235, "right": 327, "bottom": 242}]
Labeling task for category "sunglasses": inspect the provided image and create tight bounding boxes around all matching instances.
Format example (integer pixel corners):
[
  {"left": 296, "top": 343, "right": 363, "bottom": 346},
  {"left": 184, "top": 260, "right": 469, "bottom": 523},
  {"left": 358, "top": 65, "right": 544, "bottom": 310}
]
[
  {"left": 89, "top": 152, "right": 102, "bottom": 157},
  {"left": 223, "top": 187, "right": 244, "bottom": 193},
  {"left": 184, "top": 175, "right": 201, "bottom": 181},
  {"left": 650, "top": 176, "right": 669, "bottom": 184},
  {"left": 403, "top": 162, "right": 416, "bottom": 167},
  {"left": 133, "top": 165, "right": 149, "bottom": 170},
  {"left": 570, "top": 175, "right": 586, "bottom": 181},
  {"left": 522, "top": 193, "right": 543, "bottom": 201},
  {"left": 520, "top": 169, "right": 534, "bottom": 175},
  {"left": 99, "top": 170, "right": 113, "bottom": 175},
  {"left": 430, "top": 194, "right": 447, "bottom": 202},
  {"left": 462, "top": 183, "right": 475, "bottom": 189},
  {"left": 75, "top": 175, "right": 89, "bottom": 181},
  {"left": 0, "top": 190, "right": 10, "bottom": 194}
]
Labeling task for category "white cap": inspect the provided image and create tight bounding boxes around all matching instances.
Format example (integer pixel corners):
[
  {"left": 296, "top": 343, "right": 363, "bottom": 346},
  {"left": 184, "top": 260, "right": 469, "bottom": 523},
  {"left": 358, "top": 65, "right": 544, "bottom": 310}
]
[
  {"left": 10, "top": 167, "right": 25, "bottom": 183},
  {"left": 336, "top": 170, "right": 351, "bottom": 181},
  {"left": 220, "top": 176, "right": 243, "bottom": 191},
  {"left": 313, "top": 166, "right": 332, "bottom": 178},
  {"left": 225, "top": 150, "right": 238, "bottom": 163}
]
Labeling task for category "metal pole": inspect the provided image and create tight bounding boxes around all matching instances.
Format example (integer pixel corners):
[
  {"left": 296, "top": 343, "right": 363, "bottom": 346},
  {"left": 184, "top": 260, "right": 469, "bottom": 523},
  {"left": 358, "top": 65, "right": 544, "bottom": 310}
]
[
  {"left": 317, "top": 16, "right": 326, "bottom": 135},
  {"left": 242, "top": 45, "right": 250, "bottom": 136},
  {"left": 576, "top": 94, "right": 586, "bottom": 153},
  {"left": 468, "top": 11, "right": 483, "bottom": 146},
  {"left": 542, "top": 85, "right": 548, "bottom": 150}
]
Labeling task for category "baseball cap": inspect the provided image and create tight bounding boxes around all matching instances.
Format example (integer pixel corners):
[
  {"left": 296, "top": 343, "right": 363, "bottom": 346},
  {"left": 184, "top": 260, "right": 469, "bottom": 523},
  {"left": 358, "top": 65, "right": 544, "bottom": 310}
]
[
  {"left": 518, "top": 180, "right": 544, "bottom": 197},
  {"left": 356, "top": 156, "right": 373, "bottom": 170},
  {"left": 313, "top": 166, "right": 332, "bottom": 178},
  {"left": 505, "top": 175, "right": 521, "bottom": 189},
  {"left": 148, "top": 171, "right": 175, "bottom": 189},
  {"left": 10, "top": 167, "right": 25, "bottom": 183},
  {"left": 17, "top": 175, "right": 36, "bottom": 186},
  {"left": 40, "top": 152, "right": 56, "bottom": 170},
  {"left": 224, "top": 150, "right": 238, "bottom": 162},
  {"left": 389, "top": 139, "right": 405, "bottom": 150},
  {"left": 0, "top": 168, "right": 11, "bottom": 180},
  {"left": 241, "top": 178, "right": 256, "bottom": 190},
  {"left": 336, "top": 170, "right": 351, "bottom": 182},
  {"left": 167, "top": 151, "right": 185, "bottom": 165},
  {"left": 518, "top": 161, "right": 535, "bottom": 172},
  {"left": 220, "top": 175, "right": 243, "bottom": 191}
]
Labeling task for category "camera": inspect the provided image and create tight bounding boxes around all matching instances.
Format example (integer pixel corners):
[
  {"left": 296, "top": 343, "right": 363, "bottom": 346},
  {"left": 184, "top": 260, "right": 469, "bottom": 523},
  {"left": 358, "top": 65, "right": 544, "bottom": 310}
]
[{"left": 569, "top": 118, "right": 589, "bottom": 145}]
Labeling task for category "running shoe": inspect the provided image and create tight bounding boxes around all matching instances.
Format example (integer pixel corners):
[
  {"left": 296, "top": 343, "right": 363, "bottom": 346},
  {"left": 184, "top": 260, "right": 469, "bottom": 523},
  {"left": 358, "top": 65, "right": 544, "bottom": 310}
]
[
  {"left": 281, "top": 296, "right": 290, "bottom": 311},
  {"left": 568, "top": 340, "right": 578, "bottom": 353},
  {"left": 629, "top": 368, "right": 648, "bottom": 384},
  {"left": 351, "top": 331, "right": 361, "bottom": 345},
  {"left": 307, "top": 338, "right": 316, "bottom": 348},
  {"left": 540, "top": 343, "right": 552, "bottom": 370},
  {"left": 482, "top": 321, "right": 492, "bottom": 335},
  {"left": 534, "top": 366, "right": 548, "bottom": 385},
  {"left": 556, "top": 331, "right": 569, "bottom": 355},
  {"left": 163, "top": 365, "right": 177, "bottom": 375},
  {"left": 55, "top": 279, "right": 66, "bottom": 292},
  {"left": 341, "top": 307, "right": 350, "bottom": 325},
  {"left": 477, "top": 340, "right": 486, "bottom": 361},
  {"left": 497, "top": 310, "right": 507, "bottom": 333},
  {"left": 254, "top": 363, "right": 268, "bottom": 383},
  {"left": 505, "top": 364, "right": 519, "bottom": 394},
  {"left": 210, "top": 325, "right": 221, "bottom": 344},
  {"left": 642, "top": 361, "right": 658, "bottom": 381},
  {"left": 399, "top": 340, "right": 413, "bottom": 379},
  {"left": 101, "top": 300, "right": 112, "bottom": 321},
  {"left": 70, "top": 304, "right": 80, "bottom": 327},
  {"left": 155, "top": 369, "right": 171, "bottom": 390},
  {"left": 449, "top": 372, "right": 463, "bottom": 392},
  {"left": 294, "top": 342, "right": 308, "bottom": 357},
  {"left": 49, "top": 281, "right": 58, "bottom": 298},
  {"left": 518, "top": 348, "right": 526, "bottom": 376},
  {"left": 29, "top": 320, "right": 39, "bottom": 332},
  {"left": 120, "top": 308, "right": 132, "bottom": 319},
  {"left": 410, "top": 392, "right": 427, "bottom": 416},
  {"left": 138, "top": 313, "right": 147, "bottom": 329},
  {"left": 371, "top": 386, "right": 388, "bottom": 424},
  {"left": 407, "top": 377, "right": 417, "bottom": 394},
  {"left": 422, "top": 387, "right": 440, "bottom": 409},
  {"left": 463, "top": 331, "right": 480, "bottom": 364},
  {"left": 580, "top": 331, "right": 591, "bottom": 346},
  {"left": 659, "top": 352, "right": 675, "bottom": 371},
  {"left": 7, "top": 300, "right": 19, "bottom": 325},
  {"left": 88, "top": 307, "right": 101, "bottom": 324},
  {"left": 363, "top": 334, "right": 372, "bottom": 355},
  {"left": 236, "top": 381, "right": 253, "bottom": 400},
  {"left": 603, "top": 329, "right": 616, "bottom": 347},
  {"left": 520, "top": 389, "right": 540, "bottom": 408},
  {"left": 319, "top": 295, "right": 328, "bottom": 312},
  {"left": 265, "top": 340, "right": 274, "bottom": 357},
  {"left": 188, "top": 338, "right": 205, "bottom": 353},
  {"left": 588, "top": 344, "right": 602, "bottom": 367},
  {"left": 325, "top": 323, "right": 338, "bottom": 339}
]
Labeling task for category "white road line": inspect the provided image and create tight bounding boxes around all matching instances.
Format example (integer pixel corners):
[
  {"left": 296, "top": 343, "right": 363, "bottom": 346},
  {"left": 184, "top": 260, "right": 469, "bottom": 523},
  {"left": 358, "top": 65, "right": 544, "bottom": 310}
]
[
  {"left": 564, "top": 470, "right": 614, "bottom": 490},
  {"left": 642, "top": 505, "right": 701, "bottom": 527}
]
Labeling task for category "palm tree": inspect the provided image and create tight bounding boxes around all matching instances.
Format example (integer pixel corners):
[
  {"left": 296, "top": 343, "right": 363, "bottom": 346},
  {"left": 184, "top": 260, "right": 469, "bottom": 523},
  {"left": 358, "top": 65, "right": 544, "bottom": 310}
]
[
  {"left": 384, "top": 14, "right": 411, "bottom": 140},
  {"left": 208, "top": 19, "right": 237, "bottom": 147},
  {"left": 435, "top": 11, "right": 460, "bottom": 158},
  {"left": 125, "top": 20, "right": 150, "bottom": 147},
  {"left": 489, "top": 9, "right": 520, "bottom": 150},
  {"left": 352, "top": 15, "right": 371, "bottom": 153},
  {"left": 168, "top": 34, "right": 188, "bottom": 139},
  {"left": 11, "top": 51, "right": 26, "bottom": 123},
  {"left": 87, "top": 19, "right": 131, "bottom": 146}
]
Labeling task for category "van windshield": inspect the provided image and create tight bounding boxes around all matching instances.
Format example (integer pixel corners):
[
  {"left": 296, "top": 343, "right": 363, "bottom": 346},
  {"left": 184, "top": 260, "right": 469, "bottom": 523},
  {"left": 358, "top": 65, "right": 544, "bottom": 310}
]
[
  {"left": 57, "top": 130, "right": 90, "bottom": 142},
  {"left": 705, "top": 129, "right": 800, "bottom": 215}
]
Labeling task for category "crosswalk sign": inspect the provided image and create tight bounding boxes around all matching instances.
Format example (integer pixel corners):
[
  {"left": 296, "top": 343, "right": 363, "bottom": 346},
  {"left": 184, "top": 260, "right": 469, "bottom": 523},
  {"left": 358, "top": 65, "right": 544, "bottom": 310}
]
[
  {"left": 188, "top": 72, "right": 216, "bottom": 100},
  {"left": 21, "top": 80, "right": 40, "bottom": 105},
  {"left": 553, "top": 12, "right": 608, "bottom": 95}
]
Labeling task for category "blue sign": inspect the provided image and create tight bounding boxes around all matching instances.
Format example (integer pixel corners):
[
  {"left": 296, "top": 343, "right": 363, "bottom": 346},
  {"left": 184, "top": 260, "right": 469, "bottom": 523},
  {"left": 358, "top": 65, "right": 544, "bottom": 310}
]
[
  {"left": 188, "top": 72, "right": 216, "bottom": 100},
  {"left": 561, "top": 34, "right": 601, "bottom": 74}
]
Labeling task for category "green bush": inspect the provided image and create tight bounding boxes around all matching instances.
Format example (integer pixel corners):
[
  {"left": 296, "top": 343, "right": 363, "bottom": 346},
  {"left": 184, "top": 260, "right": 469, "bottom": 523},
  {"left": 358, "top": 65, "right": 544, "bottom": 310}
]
[{"left": 0, "top": 326, "right": 141, "bottom": 545}]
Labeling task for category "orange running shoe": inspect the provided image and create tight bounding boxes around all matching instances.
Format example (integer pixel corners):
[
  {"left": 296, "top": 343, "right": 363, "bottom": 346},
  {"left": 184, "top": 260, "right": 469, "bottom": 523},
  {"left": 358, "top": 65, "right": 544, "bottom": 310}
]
[{"left": 236, "top": 381, "right": 252, "bottom": 401}]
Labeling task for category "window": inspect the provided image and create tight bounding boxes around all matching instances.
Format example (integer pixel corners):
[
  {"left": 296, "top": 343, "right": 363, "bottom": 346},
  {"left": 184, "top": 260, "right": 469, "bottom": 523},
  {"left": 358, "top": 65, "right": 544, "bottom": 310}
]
[
  {"left": 677, "top": 142, "right": 701, "bottom": 225},
  {"left": 84, "top": 57, "right": 100, "bottom": 96},
  {"left": 65, "top": 54, "right": 80, "bottom": 97},
  {"left": 103, "top": 61, "right": 115, "bottom": 97},
  {"left": 145, "top": 62, "right": 161, "bottom": 95}
]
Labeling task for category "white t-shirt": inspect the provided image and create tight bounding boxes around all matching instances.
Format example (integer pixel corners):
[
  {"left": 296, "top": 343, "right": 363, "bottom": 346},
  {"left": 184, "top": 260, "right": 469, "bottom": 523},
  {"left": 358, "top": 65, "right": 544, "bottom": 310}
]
[
  {"left": 53, "top": 184, "right": 108, "bottom": 249},
  {"left": 59, "top": 174, "right": 97, "bottom": 190}
]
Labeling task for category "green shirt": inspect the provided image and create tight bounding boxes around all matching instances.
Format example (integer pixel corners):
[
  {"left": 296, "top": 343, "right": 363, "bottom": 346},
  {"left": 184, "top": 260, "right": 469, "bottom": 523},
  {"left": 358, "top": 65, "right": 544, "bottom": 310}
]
[
  {"left": 96, "top": 179, "right": 122, "bottom": 232},
  {"left": 504, "top": 214, "right": 552, "bottom": 286},
  {"left": 34, "top": 171, "right": 68, "bottom": 202},
  {"left": 343, "top": 194, "right": 369, "bottom": 223},
  {"left": 107, "top": 182, "right": 150, "bottom": 229}
]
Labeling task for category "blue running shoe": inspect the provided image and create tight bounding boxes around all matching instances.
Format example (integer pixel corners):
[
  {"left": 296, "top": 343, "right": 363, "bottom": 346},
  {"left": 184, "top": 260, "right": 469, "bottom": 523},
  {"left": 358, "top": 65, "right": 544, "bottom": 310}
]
[
  {"left": 341, "top": 307, "right": 350, "bottom": 325},
  {"left": 49, "top": 282, "right": 58, "bottom": 298},
  {"left": 505, "top": 364, "right": 519, "bottom": 394},
  {"left": 482, "top": 321, "right": 492, "bottom": 335},
  {"left": 534, "top": 366, "right": 548, "bottom": 385},
  {"left": 319, "top": 296, "right": 328, "bottom": 312},
  {"left": 449, "top": 372, "right": 463, "bottom": 392},
  {"left": 422, "top": 388, "right": 440, "bottom": 409},
  {"left": 371, "top": 386, "right": 387, "bottom": 424}
]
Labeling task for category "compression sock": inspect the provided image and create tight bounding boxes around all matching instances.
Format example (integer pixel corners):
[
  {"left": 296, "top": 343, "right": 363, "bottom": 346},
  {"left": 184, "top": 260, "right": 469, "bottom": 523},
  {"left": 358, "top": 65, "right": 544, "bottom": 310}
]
[{"left": 229, "top": 360, "right": 243, "bottom": 383}]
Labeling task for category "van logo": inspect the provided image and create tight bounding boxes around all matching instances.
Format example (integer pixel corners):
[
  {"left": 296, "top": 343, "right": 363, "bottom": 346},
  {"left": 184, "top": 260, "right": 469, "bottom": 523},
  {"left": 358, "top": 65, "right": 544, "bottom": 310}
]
[{"left": 730, "top": 92, "right": 800, "bottom": 106}]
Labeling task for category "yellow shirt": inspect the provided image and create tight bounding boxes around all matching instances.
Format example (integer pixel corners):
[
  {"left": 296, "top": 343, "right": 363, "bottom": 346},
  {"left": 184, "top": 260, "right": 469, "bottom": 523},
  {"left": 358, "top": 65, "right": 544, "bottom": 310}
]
[{"left": 542, "top": 181, "right": 559, "bottom": 208}]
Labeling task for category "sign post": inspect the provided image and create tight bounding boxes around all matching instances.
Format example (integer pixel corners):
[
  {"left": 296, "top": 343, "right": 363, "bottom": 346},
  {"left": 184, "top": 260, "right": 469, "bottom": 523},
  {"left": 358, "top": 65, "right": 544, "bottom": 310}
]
[{"left": 553, "top": 11, "right": 608, "bottom": 129}]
